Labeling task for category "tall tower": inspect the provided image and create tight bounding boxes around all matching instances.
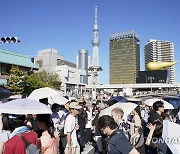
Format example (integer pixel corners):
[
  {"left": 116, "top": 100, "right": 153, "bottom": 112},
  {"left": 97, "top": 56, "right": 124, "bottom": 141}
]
[
  {"left": 145, "top": 39, "right": 175, "bottom": 83},
  {"left": 92, "top": 6, "right": 99, "bottom": 67},
  {"left": 88, "top": 5, "right": 102, "bottom": 86},
  {"left": 109, "top": 30, "right": 140, "bottom": 84}
]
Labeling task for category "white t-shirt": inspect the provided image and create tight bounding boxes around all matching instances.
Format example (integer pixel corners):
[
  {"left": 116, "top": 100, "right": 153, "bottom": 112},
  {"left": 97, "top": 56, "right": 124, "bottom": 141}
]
[
  {"left": 64, "top": 114, "right": 78, "bottom": 147},
  {"left": 58, "top": 109, "right": 67, "bottom": 125},
  {"left": 141, "top": 109, "right": 149, "bottom": 123},
  {"left": 85, "top": 110, "right": 92, "bottom": 128},
  {"left": 0, "top": 130, "right": 11, "bottom": 142},
  {"left": 51, "top": 112, "right": 61, "bottom": 132}
]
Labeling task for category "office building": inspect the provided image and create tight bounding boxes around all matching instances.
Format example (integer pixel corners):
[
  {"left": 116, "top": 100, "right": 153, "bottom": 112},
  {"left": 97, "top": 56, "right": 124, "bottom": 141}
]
[
  {"left": 109, "top": 30, "right": 140, "bottom": 84},
  {"left": 145, "top": 39, "right": 175, "bottom": 83},
  {"left": 34, "top": 48, "right": 86, "bottom": 96}
]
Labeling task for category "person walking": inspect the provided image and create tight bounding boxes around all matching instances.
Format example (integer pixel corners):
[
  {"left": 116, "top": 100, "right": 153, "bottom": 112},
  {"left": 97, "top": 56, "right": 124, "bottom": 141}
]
[
  {"left": 130, "top": 107, "right": 145, "bottom": 154},
  {"left": 4, "top": 114, "right": 39, "bottom": 154},
  {"left": 0, "top": 114, "right": 11, "bottom": 154},
  {"left": 111, "top": 107, "right": 131, "bottom": 140},
  {"left": 83, "top": 106, "right": 93, "bottom": 145},
  {"left": 64, "top": 102, "right": 82, "bottom": 154},
  {"left": 149, "top": 101, "right": 164, "bottom": 123},
  {"left": 97, "top": 115, "right": 139, "bottom": 154},
  {"left": 37, "top": 114, "right": 59, "bottom": 154}
]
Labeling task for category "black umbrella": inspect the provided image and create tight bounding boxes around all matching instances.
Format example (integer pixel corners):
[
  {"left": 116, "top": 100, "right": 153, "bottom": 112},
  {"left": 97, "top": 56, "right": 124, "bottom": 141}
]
[
  {"left": 107, "top": 96, "right": 128, "bottom": 106},
  {"left": 0, "top": 87, "right": 12, "bottom": 99}
]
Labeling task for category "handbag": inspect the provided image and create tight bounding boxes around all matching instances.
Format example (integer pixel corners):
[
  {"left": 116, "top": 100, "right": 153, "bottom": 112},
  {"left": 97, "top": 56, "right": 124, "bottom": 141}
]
[{"left": 130, "top": 127, "right": 144, "bottom": 148}]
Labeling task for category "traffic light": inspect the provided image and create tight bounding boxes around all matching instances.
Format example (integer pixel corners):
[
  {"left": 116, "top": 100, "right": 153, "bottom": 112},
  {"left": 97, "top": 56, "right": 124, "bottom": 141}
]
[{"left": 0, "top": 37, "right": 20, "bottom": 43}]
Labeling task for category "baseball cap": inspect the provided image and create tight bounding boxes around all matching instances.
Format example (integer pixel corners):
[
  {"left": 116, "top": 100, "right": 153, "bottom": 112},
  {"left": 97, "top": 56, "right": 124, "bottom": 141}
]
[{"left": 69, "top": 102, "right": 82, "bottom": 110}]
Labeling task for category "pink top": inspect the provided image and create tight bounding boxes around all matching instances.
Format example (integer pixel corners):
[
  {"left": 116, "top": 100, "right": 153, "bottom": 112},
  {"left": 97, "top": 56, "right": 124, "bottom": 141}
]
[{"left": 40, "top": 131, "right": 59, "bottom": 154}]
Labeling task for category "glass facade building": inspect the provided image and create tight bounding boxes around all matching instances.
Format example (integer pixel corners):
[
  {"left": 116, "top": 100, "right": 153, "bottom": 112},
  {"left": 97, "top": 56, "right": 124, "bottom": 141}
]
[{"left": 109, "top": 30, "right": 140, "bottom": 84}]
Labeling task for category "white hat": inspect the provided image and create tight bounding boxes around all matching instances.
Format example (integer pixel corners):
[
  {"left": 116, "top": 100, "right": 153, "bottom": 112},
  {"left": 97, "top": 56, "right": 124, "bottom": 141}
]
[{"left": 69, "top": 102, "right": 82, "bottom": 109}]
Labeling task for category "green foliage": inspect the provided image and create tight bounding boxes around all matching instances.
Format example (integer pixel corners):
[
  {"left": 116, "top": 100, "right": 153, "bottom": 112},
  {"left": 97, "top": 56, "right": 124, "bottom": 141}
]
[
  {"left": 23, "top": 74, "right": 48, "bottom": 96},
  {"left": 36, "top": 70, "right": 61, "bottom": 89},
  {"left": 5, "top": 66, "right": 25, "bottom": 95},
  {"left": 5, "top": 67, "right": 61, "bottom": 96},
  {"left": 23, "top": 70, "right": 61, "bottom": 96}
]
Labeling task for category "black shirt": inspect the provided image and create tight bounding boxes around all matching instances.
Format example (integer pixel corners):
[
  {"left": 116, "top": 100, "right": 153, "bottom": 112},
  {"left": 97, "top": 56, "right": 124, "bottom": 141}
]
[
  {"left": 108, "top": 128, "right": 133, "bottom": 154},
  {"left": 149, "top": 110, "right": 163, "bottom": 123}
]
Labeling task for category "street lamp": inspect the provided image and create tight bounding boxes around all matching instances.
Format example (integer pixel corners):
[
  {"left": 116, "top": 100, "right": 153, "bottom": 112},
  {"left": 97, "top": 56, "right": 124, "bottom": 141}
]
[
  {"left": 159, "top": 79, "right": 165, "bottom": 93},
  {"left": 148, "top": 76, "right": 154, "bottom": 93}
]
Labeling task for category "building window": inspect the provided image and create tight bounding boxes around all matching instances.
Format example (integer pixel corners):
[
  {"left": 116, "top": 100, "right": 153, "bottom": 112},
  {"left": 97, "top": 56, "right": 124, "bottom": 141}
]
[
  {"left": 68, "top": 71, "right": 74, "bottom": 78},
  {"left": 80, "top": 75, "right": 85, "bottom": 83}
]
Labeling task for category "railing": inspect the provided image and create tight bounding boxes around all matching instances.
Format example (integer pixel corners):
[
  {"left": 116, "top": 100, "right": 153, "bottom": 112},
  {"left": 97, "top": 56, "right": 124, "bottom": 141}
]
[{"left": 134, "top": 91, "right": 177, "bottom": 98}]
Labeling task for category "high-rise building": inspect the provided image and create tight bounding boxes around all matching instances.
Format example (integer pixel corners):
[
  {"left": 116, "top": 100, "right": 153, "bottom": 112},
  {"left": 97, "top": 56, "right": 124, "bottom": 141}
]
[
  {"left": 77, "top": 49, "right": 89, "bottom": 83},
  {"left": 109, "top": 30, "right": 140, "bottom": 84},
  {"left": 145, "top": 39, "right": 175, "bottom": 83}
]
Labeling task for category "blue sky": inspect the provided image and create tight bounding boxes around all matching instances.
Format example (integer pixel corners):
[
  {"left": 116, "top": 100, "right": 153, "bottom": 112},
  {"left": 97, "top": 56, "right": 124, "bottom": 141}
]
[{"left": 0, "top": 0, "right": 180, "bottom": 84}]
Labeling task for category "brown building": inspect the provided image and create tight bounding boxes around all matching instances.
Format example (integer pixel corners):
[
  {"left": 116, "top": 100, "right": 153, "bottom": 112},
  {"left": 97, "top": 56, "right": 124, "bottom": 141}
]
[{"left": 109, "top": 30, "right": 140, "bottom": 84}]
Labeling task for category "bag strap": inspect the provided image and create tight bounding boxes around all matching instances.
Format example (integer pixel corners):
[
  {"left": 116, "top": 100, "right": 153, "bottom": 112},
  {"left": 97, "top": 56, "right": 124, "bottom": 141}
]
[
  {"left": 21, "top": 135, "right": 31, "bottom": 148},
  {"left": 17, "top": 133, "right": 31, "bottom": 148},
  {"left": 134, "top": 133, "right": 142, "bottom": 146}
]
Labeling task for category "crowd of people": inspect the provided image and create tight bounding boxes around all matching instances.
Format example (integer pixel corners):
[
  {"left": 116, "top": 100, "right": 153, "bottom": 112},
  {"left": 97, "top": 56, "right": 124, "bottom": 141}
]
[{"left": 0, "top": 95, "right": 180, "bottom": 154}]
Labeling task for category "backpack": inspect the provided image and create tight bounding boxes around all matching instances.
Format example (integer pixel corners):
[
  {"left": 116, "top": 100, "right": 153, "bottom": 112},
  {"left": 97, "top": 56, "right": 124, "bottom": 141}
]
[{"left": 18, "top": 133, "right": 41, "bottom": 154}]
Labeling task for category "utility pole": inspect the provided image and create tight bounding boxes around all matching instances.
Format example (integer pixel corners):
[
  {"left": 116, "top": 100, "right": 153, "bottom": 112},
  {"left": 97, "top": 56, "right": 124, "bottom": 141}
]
[
  {"left": 148, "top": 76, "right": 154, "bottom": 93},
  {"left": 159, "top": 79, "right": 165, "bottom": 93}
]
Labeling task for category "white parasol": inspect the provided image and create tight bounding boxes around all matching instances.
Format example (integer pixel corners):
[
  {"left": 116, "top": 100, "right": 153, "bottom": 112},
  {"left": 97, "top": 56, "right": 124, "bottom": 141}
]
[
  {"left": 48, "top": 95, "right": 69, "bottom": 105},
  {"left": 144, "top": 98, "right": 174, "bottom": 109},
  {"left": 99, "top": 102, "right": 138, "bottom": 120},
  {"left": 28, "top": 87, "right": 59, "bottom": 100},
  {"left": 0, "top": 98, "right": 52, "bottom": 114},
  {"left": 9, "top": 94, "right": 22, "bottom": 99}
]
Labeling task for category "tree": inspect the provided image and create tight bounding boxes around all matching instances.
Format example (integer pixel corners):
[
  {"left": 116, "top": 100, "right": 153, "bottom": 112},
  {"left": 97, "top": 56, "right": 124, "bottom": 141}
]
[
  {"left": 5, "top": 66, "right": 25, "bottom": 94},
  {"left": 23, "top": 74, "right": 48, "bottom": 96},
  {"left": 36, "top": 70, "right": 61, "bottom": 89},
  {"left": 23, "top": 70, "right": 61, "bottom": 96},
  {"left": 5, "top": 67, "right": 61, "bottom": 96}
]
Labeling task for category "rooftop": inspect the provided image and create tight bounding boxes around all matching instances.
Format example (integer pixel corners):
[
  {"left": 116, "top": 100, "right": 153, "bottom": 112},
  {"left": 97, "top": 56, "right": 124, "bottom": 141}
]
[
  {"left": 110, "top": 30, "right": 140, "bottom": 41},
  {"left": 0, "top": 48, "right": 38, "bottom": 69}
]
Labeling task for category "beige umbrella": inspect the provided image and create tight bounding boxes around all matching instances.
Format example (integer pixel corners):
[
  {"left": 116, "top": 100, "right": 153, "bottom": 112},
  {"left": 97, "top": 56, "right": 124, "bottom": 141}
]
[
  {"left": 48, "top": 95, "right": 69, "bottom": 105},
  {"left": 0, "top": 98, "right": 52, "bottom": 114},
  {"left": 144, "top": 98, "right": 174, "bottom": 109},
  {"left": 99, "top": 102, "right": 138, "bottom": 120},
  {"left": 28, "top": 87, "right": 59, "bottom": 100}
]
